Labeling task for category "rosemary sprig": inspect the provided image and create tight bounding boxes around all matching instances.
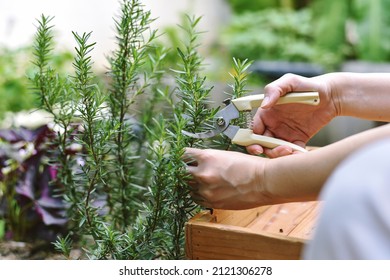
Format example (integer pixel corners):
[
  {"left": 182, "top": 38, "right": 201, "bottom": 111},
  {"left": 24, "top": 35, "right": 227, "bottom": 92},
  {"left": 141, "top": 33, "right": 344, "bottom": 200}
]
[
  {"left": 71, "top": 31, "right": 109, "bottom": 238},
  {"left": 30, "top": 14, "right": 77, "bottom": 221},
  {"left": 106, "top": 0, "right": 158, "bottom": 228},
  {"left": 214, "top": 57, "right": 254, "bottom": 151}
]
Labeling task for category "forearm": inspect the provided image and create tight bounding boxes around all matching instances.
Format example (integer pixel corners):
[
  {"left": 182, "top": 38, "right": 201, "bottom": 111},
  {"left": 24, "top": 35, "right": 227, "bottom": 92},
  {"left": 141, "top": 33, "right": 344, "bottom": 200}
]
[
  {"left": 265, "top": 123, "right": 390, "bottom": 202},
  {"left": 330, "top": 72, "right": 390, "bottom": 121}
]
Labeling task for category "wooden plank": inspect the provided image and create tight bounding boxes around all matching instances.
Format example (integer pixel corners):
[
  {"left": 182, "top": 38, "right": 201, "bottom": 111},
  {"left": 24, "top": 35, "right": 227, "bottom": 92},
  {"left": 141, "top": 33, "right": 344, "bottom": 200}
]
[
  {"left": 289, "top": 202, "right": 322, "bottom": 239},
  {"left": 186, "top": 221, "right": 305, "bottom": 260},
  {"left": 246, "top": 202, "right": 318, "bottom": 236},
  {"left": 214, "top": 206, "right": 271, "bottom": 227}
]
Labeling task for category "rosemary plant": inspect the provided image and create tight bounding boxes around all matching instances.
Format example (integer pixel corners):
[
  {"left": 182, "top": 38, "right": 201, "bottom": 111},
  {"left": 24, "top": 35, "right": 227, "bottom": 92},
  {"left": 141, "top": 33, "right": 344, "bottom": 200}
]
[
  {"left": 165, "top": 15, "right": 215, "bottom": 259},
  {"left": 222, "top": 57, "right": 254, "bottom": 151},
  {"left": 126, "top": 15, "right": 216, "bottom": 259},
  {"left": 30, "top": 14, "right": 77, "bottom": 223},
  {"left": 71, "top": 31, "right": 112, "bottom": 241},
  {"left": 229, "top": 57, "right": 253, "bottom": 100},
  {"left": 26, "top": 0, "right": 253, "bottom": 260},
  {"left": 174, "top": 16, "right": 218, "bottom": 145},
  {"left": 106, "top": 0, "right": 159, "bottom": 228}
]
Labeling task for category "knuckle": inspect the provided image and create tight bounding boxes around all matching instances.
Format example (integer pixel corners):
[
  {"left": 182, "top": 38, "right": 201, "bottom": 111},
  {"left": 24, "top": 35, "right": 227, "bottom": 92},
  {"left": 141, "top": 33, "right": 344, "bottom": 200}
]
[{"left": 282, "top": 73, "right": 298, "bottom": 80}]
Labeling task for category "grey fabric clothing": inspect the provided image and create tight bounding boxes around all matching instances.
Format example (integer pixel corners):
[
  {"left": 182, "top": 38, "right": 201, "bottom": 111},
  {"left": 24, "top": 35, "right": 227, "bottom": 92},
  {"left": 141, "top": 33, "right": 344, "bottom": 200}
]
[{"left": 303, "top": 137, "right": 390, "bottom": 259}]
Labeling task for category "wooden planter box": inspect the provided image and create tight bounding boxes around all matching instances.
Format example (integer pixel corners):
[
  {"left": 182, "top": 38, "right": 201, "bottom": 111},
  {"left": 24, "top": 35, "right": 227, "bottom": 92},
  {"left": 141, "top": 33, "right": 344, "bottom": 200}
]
[{"left": 185, "top": 201, "right": 321, "bottom": 260}]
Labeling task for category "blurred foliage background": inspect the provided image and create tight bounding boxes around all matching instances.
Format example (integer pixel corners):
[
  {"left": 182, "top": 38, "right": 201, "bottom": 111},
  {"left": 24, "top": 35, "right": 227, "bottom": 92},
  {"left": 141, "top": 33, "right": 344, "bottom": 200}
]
[
  {"left": 0, "top": 47, "right": 73, "bottom": 123},
  {"left": 223, "top": 0, "right": 327, "bottom": 63},
  {"left": 222, "top": 0, "right": 390, "bottom": 69},
  {"left": 1, "top": 0, "right": 390, "bottom": 123},
  {"left": 0, "top": 47, "right": 37, "bottom": 120}
]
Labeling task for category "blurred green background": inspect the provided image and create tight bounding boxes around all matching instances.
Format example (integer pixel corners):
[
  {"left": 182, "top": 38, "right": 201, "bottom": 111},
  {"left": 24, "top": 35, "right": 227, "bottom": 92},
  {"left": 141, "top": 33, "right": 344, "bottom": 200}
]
[{"left": 223, "top": 0, "right": 390, "bottom": 67}]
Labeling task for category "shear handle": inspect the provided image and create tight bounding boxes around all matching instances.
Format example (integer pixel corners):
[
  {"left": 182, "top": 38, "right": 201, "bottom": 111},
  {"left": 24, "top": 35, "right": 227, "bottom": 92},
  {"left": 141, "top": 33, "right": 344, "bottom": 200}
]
[
  {"left": 231, "top": 91, "right": 319, "bottom": 111},
  {"left": 231, "top": 128, "right": 307, "bottom": 153}
]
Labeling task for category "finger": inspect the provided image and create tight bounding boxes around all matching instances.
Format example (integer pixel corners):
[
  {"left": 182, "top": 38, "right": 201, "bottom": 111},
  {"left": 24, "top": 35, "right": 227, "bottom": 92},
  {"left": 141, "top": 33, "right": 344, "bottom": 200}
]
[
  {"left": 251, "top": 109, "right": 266, "bottom": 135},
  {"left": 262, "top": 73, "right": 314, "bottom": 109},
  {"left": 246, "top": 144, "right": 264, "bottom": 156},
  {"left": 264, "top": 140, "right": 307, "bottom": 158},
  {"left": 186, "top": 177, "right": 198, "bottom": 190},
  {"left": 261, "top": 86, "right": 281, "bottom": 109},
  {"left": 246, "top": 125, "right": 273, "bottom": 156},
  {"left": 184, "top": 147, "right": 201, "bottom": 156},
  {"left": 264, "top": 145, "right": 294, "bottom": 158},
  {"left": 183, "top": 148, "right": 200, "bottom": 166},
  {"left": 186, "top": 165, "right": 198, "bottom": 175}
]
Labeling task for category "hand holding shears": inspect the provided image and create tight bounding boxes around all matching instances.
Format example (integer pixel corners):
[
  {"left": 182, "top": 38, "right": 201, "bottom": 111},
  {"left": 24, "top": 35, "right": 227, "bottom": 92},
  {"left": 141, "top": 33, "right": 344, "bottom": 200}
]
[{"left": 183, "top": 92, "right": 320, "bottom": 153}]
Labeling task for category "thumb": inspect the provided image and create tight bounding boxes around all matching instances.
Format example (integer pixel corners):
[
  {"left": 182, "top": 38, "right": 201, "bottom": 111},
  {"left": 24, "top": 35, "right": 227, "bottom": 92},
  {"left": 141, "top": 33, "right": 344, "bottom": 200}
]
[
  {"left": 261, "top": 85, "right": 283, "bottom": 109},
  {"left": 262, "top": 73, "right": 316, "bottom": 108}
]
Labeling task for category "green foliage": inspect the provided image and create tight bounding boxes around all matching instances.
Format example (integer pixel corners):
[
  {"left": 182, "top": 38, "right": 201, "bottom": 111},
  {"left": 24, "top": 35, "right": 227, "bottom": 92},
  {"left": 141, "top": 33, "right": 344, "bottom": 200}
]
[
  {"left": 0, "top": 48, "right": 38, "bottom": 120},
  {"left": 167, "top": 15, "right": 215, "bottom": 258},
  {"left": 311, "top": 0, "right": 390, "bottom": 63},
  {"left": 30, "top": 15, "right": 78, "bottom": 233},
  {"left": 228, "top": 58, "right": 253, "bottom": 99},
  {"left": 223, "top": 0, "right": 390, "bottom": 73},
  {"left": 227, "top": 0, "right": 312, "bottom": 13},
  {"left": 0, "top": 31, "right": 73, "bottom": 122},
  {"left": 52, "top": 234, "right": 73, "bottom": 259},
  {"left": 311, "top": 0, "right": 350, "bottom": 56},
  {"left": 221, "top": 8, "right": 340, "bottom": 70},
  {"left": 351, "top": 0, "right": 390, "bottom": 61},
  {"left": 174, "top": 15, "right": 217, "bottom": 140},
  {"left": 70, "top": 31, "right": 112, "bottom": 242},
  {"left": 219, "top": 58, "right": 254, "bottom": 152},
  {"left": 0, "top": 219, "right": 4, "bottom": 239},
  {"left": 227, "top": 0, "right": 282, "bottom": 13},
  {"left": 106, "top": 0, "right": 158, "bottom": 228},
  {"left": 123, "top": 14, "right": 217, "bottom": 260},
  {"left": 0, "top": 171, "right": 25, "bottom": 240}
]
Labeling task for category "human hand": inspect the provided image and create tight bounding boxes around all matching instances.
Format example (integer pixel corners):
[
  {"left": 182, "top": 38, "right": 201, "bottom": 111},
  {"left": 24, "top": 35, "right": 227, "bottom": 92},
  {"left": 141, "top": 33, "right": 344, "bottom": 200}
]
[
  {"left": 184, "top": 147, "right": 273, "bottom": 210},
  {"left": 247, "top": 73, "right": 339, "bottom": 158}
]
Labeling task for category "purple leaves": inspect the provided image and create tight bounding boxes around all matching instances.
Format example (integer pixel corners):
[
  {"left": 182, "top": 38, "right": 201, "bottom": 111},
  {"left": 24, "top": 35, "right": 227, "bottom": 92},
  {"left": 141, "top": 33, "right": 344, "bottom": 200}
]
[{"left": 0, "top": 125, "right": 67, "bottom": 241}]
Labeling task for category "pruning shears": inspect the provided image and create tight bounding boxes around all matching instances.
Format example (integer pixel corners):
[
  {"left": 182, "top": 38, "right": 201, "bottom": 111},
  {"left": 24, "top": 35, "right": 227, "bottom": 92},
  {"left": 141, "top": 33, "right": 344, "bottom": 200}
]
[{"left": 182, "top": 92, "right": 320, "bottom": 153}]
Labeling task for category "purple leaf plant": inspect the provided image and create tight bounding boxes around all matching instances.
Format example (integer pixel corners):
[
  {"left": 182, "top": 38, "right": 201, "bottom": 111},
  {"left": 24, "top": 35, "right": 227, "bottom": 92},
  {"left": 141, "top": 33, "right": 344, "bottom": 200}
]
[{"left": 0, "top": 125, "right": 68, "bottom": 241}]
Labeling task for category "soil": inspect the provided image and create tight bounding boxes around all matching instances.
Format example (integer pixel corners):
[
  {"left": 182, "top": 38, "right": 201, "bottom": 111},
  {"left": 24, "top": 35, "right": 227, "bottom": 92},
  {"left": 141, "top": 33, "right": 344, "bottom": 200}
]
[{"left": 0, "top": 240, "right": 83, "bottom": 260}]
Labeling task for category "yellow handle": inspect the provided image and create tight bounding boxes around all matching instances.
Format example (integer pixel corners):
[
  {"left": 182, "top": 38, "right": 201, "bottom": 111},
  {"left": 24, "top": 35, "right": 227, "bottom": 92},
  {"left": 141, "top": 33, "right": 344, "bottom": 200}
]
[
  {"left": 231, "top": 91, "right": 320, "bottom": 111},
  {"left": 231, "top": 129, "right": 307, "bottom": 153}
]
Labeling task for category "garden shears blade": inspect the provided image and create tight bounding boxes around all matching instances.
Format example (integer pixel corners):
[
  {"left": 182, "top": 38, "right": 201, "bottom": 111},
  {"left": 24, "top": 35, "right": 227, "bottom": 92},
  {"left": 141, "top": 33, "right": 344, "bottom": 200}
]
[{"left": 182, "top": 91, "right": 320, "bottom": 153}]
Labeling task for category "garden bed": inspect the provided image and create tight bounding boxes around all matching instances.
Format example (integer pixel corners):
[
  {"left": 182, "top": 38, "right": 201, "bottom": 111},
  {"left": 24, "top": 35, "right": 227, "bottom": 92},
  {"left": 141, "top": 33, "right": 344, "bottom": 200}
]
[{"left": 0, "top": 240, "right": 82, "bottom": 260}]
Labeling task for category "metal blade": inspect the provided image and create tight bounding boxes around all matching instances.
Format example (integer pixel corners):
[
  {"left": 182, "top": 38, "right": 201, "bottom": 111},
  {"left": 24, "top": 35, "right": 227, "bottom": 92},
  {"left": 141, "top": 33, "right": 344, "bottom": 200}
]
[
  {"left": 182, "top": 127, "right": 223, "bottom": 139},
  {"left": 215, "top": 103, "right": 240, "bottom": 122},
  {"left": 221, "top": 125, "right": 240, "bottom": 140},
  {"left": 182, "top": 103, "right": 240, "bottom": 139}
]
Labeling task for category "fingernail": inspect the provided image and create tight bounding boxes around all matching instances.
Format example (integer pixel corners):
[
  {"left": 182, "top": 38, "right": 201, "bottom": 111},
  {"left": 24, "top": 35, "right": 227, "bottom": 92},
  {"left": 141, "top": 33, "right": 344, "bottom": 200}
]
[
  {"left": 261, "top": 96, "right": 270, "bottom": 108},
  {"left": 254, "top": 148, "right": 264, "bottom": 156},
  {"left": 279, "top": 147, "right": 293, "bottom": 156}
]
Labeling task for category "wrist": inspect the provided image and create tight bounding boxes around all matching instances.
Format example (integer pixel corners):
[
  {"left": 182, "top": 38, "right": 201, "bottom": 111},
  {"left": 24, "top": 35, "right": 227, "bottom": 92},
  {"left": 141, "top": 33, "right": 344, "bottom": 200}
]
[
  {"left": 255, "top": 156, "right": 287, "bottom": 205},
  {"left": 327, "top": 72, "right": 390, "bottom": 120},
  {"left": 260, "top": 153, "right": 318, "bottom": 204},
  {"left": 323, "top": 72, "right": 348, "bottom": 117}
]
